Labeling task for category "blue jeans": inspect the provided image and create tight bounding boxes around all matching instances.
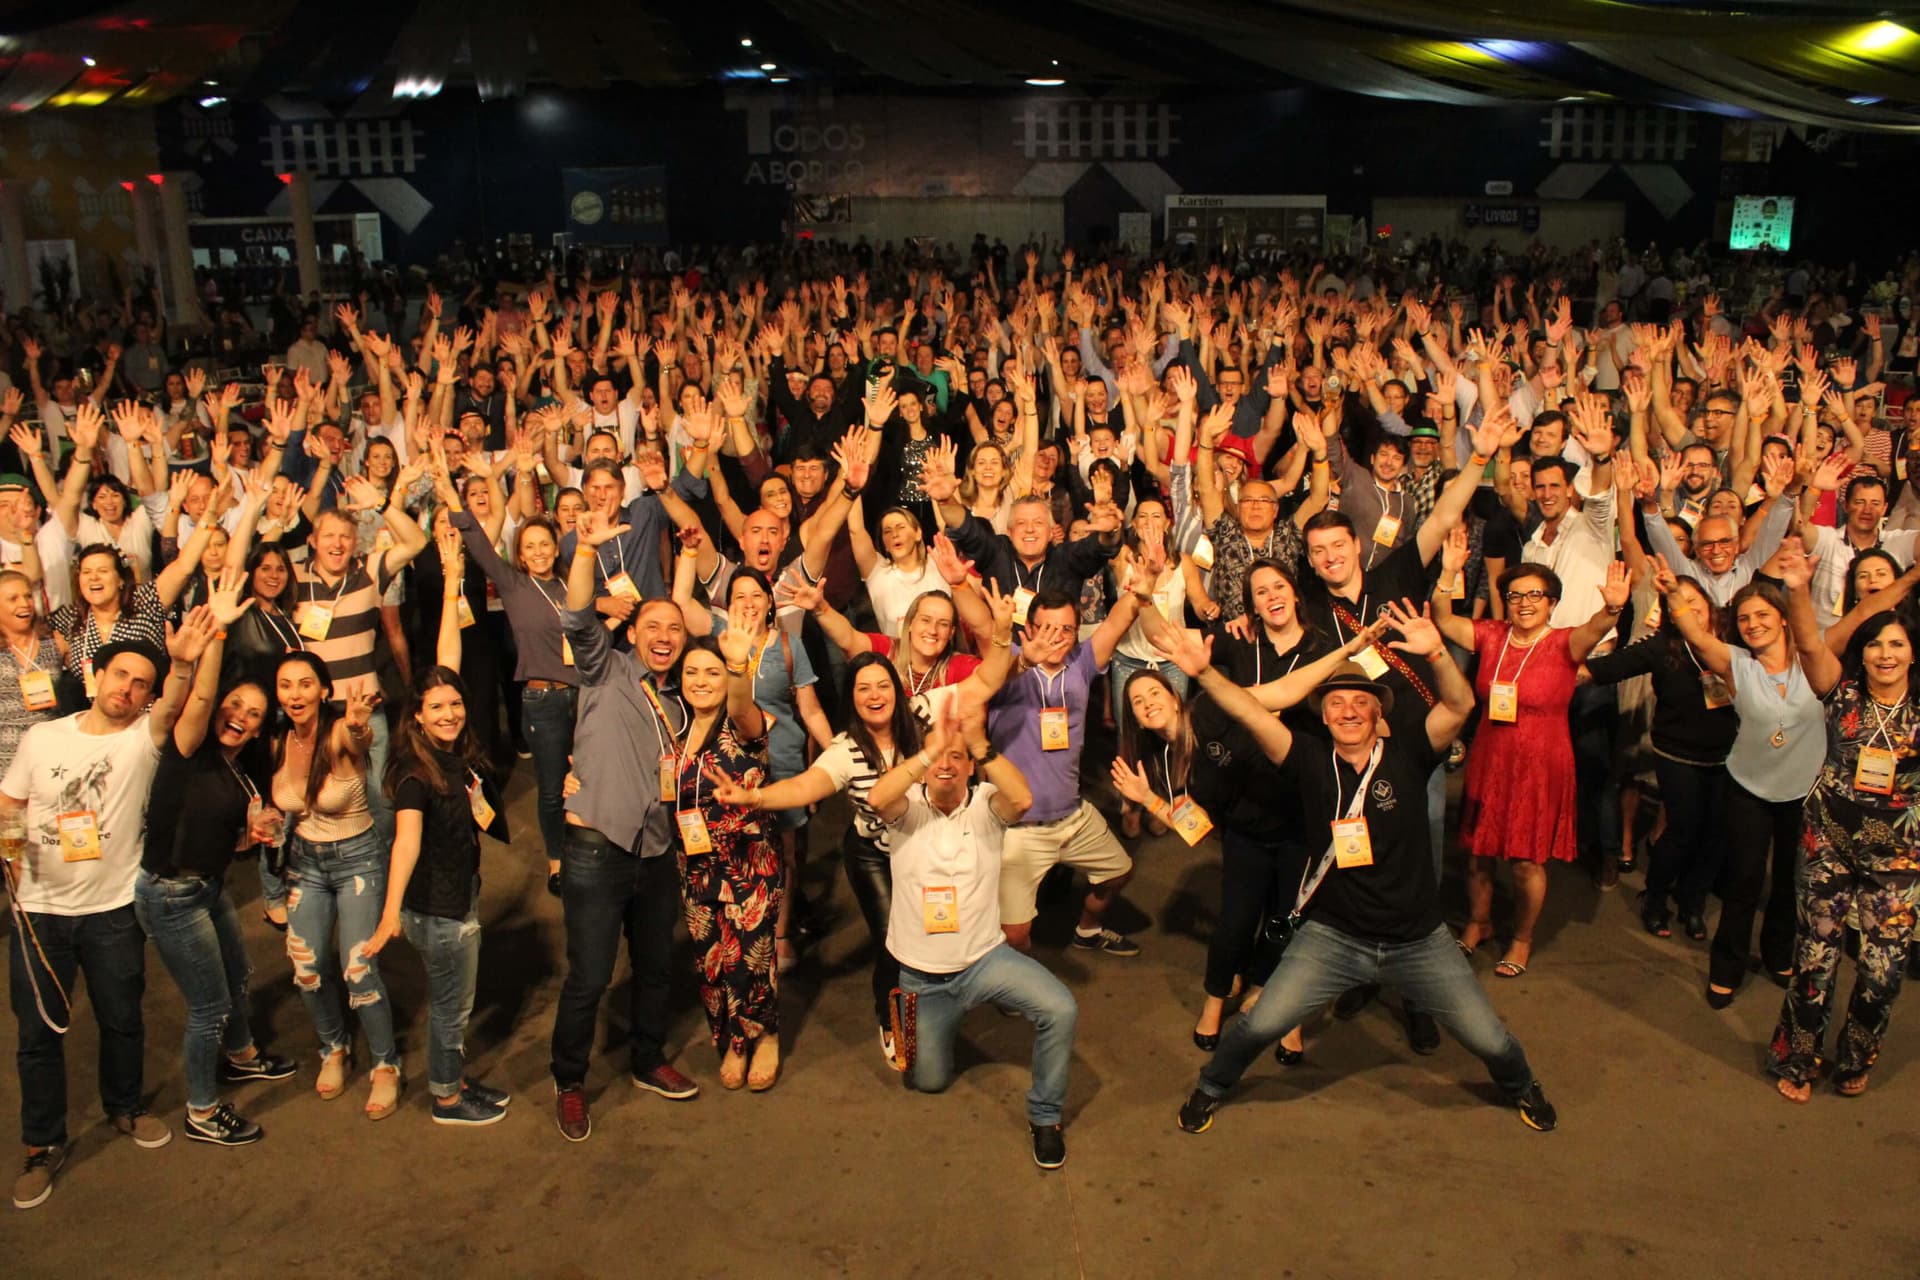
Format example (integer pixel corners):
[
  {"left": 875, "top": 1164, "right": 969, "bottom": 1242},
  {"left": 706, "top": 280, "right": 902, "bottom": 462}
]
[
  {"left": 8, "top": 904, "right": 146, "bottom": 1147},
  {"left": 521, "top": 684, "right": 577, "bottom": 864},
  {"left": 1109, "top": 654, "right": 1189, "bottom": 739},
  {"left": 365, "top": 712, "right": 395, "bottom": 853},
  {"left": 1197, "top": 921, "right": 1535, "bottom": 1101},
  {"left": 134, "top": 872, "right": 256, "bottom": 1111},
  {"left": 284, "top": 829, "right": 397, "bottom": 1069},
  {"left": 401, "top": 896, "right": 482, "bottom": 1098},
  {"left": 900, "top": 944, "right": 1078, "bottom": 1126},
  {"left": 549, "top": 827, "right": 680, "bottom": 1086},
  {"left": 256, "top": 850, "right": 288, "bottom": 913}
]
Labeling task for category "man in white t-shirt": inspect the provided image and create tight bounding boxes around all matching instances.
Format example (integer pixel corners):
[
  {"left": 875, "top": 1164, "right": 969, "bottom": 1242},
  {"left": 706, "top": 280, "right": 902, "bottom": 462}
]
[
  {"left": 870, "top": 702, "right": 1079, "bottom": 1171},
  {"left": 1, "top": 628, "right": 202, "bottom": 1209}
]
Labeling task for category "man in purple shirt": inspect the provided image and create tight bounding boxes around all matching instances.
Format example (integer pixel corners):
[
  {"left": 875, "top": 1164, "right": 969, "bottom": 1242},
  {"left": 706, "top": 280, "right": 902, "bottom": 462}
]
[{"left": 988, "top": 585, "right": 1143, "bottom": 955}]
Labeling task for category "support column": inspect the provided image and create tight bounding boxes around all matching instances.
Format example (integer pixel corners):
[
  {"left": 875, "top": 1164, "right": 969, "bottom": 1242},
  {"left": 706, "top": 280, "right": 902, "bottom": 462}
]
[
  {"left": 129, "top": 179, "right": 163, "bottom": 306},
  {"left": 286, "top": 170, "right": 321, "bottom": 299},
  {"left": 157, "top": 172, "right": 204, "bottom": 330},
  {"left": 0, "top": 181, "right": 29, "bottom": 316}
]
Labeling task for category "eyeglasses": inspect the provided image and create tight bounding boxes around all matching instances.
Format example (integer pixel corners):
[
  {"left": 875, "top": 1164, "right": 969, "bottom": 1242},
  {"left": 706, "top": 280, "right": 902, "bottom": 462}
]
[
  {"left": 1504, "top": 589, "right": 1552, "bottom": 604},
  {"left": 1239, "top": 497, "right": 1278, "bottom": 508},
  {"left": 1695, "top": 536, "right": 1737, "bottom": 549}
]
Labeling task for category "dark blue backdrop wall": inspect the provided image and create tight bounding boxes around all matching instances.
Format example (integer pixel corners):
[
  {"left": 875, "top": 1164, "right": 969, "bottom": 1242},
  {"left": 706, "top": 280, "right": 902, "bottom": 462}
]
[{"left": 154, "top": 85, "right": 1915, "bottom": 268}]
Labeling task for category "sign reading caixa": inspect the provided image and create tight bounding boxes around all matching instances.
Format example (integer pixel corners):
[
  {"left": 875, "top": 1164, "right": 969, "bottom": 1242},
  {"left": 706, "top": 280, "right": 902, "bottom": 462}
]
[
  {"left": 189, "top": 217, "right": 360, "bottom": 251},
  {"left": 1462, "top": 204, "right": 1540, "bottom": 232}
]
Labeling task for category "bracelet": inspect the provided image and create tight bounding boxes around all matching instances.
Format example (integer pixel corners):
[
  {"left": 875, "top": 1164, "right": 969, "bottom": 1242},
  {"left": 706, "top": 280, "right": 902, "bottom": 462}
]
[
  {"left": 347, "top": 720, "right": 372, "bottom": 737},
  {"left": 748, "top": 787, "right": 762, "bottom": 809},
  {"left": 1311, "top": 454, "right": 1329, "bottom": 465},
  {"left": 726, "top": 661, "right": 749, "bottom": 675},
  {"left": 214, "top": 630, "right": 228, "bottom": 641},
  {"left": 841, "top": 481, "right": 863, "bottom": 499},
  {"left": 1469, "top": 453, "right": 1491, "bottom": 466},
  {"left": 991, "top": 633, "right": 1013, "bottom": 648}
]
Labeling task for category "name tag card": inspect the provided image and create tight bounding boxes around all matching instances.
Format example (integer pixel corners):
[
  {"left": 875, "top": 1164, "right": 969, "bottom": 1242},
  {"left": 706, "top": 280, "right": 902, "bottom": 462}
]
[
  {"left": 1489, "top": 681, "right": 1518, "bottom": 723},
  {"left": 297, "top": 604, "right": 333, "bottom": 641},
  {"left": 676, "top": 809, "right": 713, "bottom": 854},
  {"left": 58, "top": 810, "right": 101, "bottom": 862},
  {"left": 1168, "top": 797, "right": 1214, "bottom": 846},
  {"left": 1354, "top": 645, "right": 1390, "bottom": 681},
  {"left": 1039, "top": 706, "right": 1070, "bottom": 751},
  {"left": 1372, "top": 512, "right": 1402, "bottom": 547},
  {"left": 1332, "top": 816, "right": 1373, "bottom": 868},
  {"left": 1855, "top": 745, "right": 1898, "bottom": 796},
  {"left": 606, "top": 572, "right": 642, "bottom": 602},
  {"left": 19, "top": 670, "right": 54, "bottom": 711},
  {"left": 922, "top": 885, "right": 959, "bottom": 934}
]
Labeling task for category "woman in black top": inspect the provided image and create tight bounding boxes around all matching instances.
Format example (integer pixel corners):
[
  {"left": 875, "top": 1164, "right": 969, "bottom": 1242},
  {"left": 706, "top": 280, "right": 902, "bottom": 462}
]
[
  {"left": 1111, "top": 596, "right": 1381, "bottom": 1057},
  {"left": 365, "top": 534, "right": 510, "bottom": 1126},
  {"left": 1584, "top": 572, "right": 1738, "bottom": 939},
  {"left": 132, "top": 584, "right": 297, "bottom": 1147},
  {"left": 222, "top": 541, "right": 307, "bottom": 929}
]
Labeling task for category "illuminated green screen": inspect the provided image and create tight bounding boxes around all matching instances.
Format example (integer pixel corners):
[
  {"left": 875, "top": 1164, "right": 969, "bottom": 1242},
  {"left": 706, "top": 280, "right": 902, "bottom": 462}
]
[{"left": 1729, "top": 195, "right": 1794, "bottom": 251}]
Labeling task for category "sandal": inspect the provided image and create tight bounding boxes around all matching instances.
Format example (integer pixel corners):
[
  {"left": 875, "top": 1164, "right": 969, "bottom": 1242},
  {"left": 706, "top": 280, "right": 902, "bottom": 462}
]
[
  {"left": 747, "top": 1039, "right": 781, "bottom": 1092},
  {"left": 1638, "top": 894, "right": 1672, "bottom": 938},
  {"left": 719, "top": 1049, "right": 747, "bottom": 1091},
  {"left": 1679, "top": 908, "right": 1708, "bottom": 942},
  {"left": 1776, "top": 1076, "right": 1812, "bottom": 1104},
  {"left": 365, "top": 1065, "right": 402, "bottom": 1120},
  {"left": 1494, "top": 942, "right": 1531, "bottom": 979},
  {"left": 1455, "top": 921, "right": 1495, "bottom": 957},
  {"left": 315, "top": 1049, "right": 350, "bottom": 1100},
  {"left": 262, "top": 907, "right": 288, "bottom": 933},
  {"left": 1836, "top": 1072, "right": 1870, "bottom": 1097}
]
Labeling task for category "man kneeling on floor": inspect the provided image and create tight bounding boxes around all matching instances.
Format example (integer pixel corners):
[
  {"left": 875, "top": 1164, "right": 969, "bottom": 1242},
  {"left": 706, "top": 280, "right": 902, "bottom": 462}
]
[
  {"left": 1175, "top": 599, "right": 1557, "bottom": 1136},
  {"left": 869, "top": 699, "right": 1078, "bottom": 1170}
]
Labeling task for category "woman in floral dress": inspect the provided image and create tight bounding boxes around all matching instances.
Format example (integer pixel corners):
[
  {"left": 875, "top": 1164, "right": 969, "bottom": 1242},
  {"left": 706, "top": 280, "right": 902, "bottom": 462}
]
[{"left": 673, "top": 620, "right": 783, "bottom": 1092}]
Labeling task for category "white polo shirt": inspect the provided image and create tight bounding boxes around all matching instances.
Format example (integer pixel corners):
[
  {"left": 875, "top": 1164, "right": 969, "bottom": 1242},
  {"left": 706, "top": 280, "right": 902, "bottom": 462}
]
[{"left": 885, "top": 781, "right": 1009, "bottom": 974}]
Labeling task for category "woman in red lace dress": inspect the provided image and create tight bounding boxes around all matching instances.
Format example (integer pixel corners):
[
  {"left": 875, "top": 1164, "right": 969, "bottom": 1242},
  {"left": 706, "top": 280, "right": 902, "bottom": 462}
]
[
  {"left": 672, "top": 622, "right": 784, "bottom": 1092},
  {"left": 1432, "top": 529, "right": 1631, "bottom": 978}
]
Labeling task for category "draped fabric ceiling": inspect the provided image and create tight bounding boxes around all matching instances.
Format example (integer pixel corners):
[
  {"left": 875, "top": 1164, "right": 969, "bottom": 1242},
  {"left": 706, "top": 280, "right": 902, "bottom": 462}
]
[{"left": 4, "top": 0, "right": 1919, "bottom": 131}]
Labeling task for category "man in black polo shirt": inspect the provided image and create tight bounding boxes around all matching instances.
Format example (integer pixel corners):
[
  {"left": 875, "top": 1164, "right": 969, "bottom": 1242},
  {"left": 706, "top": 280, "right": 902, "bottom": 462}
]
[
  {"left": 1294, "top": 409, "right": 1511, "bottom": 1046},
  {"left": 1175, "top": 602, "right": 1555, "bottom": 1136}
]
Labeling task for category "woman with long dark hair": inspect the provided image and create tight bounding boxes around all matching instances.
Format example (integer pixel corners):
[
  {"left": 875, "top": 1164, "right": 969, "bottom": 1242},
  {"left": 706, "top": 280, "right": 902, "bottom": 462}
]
[
  {"left": 1584, "top": 569, "right": 1738, "bottom": 939},
  {"left": 669, "top": 627, "right": 781, "bottom": 1090},
  {"left": 134, "top": 581, "right": 297, "bottom": 1146},
  {"left": 364, "top": 554, "right": 511, "bottom": 1125},
  {"left": 270, "top": 648, "right": 398, "bottom": 1116},
  {"left": 1768, "top": 546, "right": 1920, "bottom": 1101}
]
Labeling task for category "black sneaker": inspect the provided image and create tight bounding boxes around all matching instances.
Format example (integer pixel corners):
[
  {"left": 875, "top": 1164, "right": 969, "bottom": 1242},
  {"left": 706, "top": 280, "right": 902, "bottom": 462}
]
[
  {"left": 1516, "top": 1082, "right": 1557, "bottom": 1132},
  {"left": 222, "top": 1051, "right": 297, "bottom": 1083},
  {"left": 1405, "top": 1007, "right": 1441, "bottom": 1056},
  {"left": 632, "top": 1063, "right": 700, "bottom": 1100},
  {"left": 1070, "top": 927, "right": 1140, "bottom": 957},
  {"left": 185, "top": 1103, "right": 264, "bottom": 1146},
  {"left": 462, "top": 1079, "right": 511, "bottom": 1109},
  {"left": 1332, "top": 984, "right": 1378, "bottom": 1020},
  {"left": 1177, "top": 1089, "right": 1220, "bottom": 1134},
  {"left": 434, "top": 1093, "right": 508, "bottom": 1127},
  {"left": 1029, "top": 1123, "right": 1066, "bottom": 1170}
]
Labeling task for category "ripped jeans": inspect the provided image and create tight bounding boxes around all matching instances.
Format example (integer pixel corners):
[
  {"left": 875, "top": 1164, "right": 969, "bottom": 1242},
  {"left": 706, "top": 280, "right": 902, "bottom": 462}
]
[
  {"left": 401, "top": 895, "right": 483, "bottom": 1098},
  {"left": 284, "top": 829, "right": 397, "bottom": 1070}
]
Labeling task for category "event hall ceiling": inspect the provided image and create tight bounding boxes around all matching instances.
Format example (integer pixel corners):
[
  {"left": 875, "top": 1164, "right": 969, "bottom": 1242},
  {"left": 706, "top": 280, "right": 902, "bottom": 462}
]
[{"left": 2, "top": 0, "right": 1919, "bottom": 130}]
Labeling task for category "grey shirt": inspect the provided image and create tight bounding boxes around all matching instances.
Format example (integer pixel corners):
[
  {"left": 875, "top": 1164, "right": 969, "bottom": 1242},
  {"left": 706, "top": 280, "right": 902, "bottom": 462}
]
[
  {"left": 1643, "top": 496, "right": 1793, "bottom": 607},
  {"left": 560, "top": 604, "right": 689, "bottom": 856},
  {"left": 454, "top": 509, "right": 572, "bottom": 683}
]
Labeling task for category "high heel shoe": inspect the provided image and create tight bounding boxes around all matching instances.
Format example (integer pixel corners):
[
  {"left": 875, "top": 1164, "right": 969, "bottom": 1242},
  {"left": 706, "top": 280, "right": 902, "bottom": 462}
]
[
  {"left": 1274, "top": 1044, "right": 1305, "bottom": 1067},
  {"left": 1192, "top": 1029, "right": 1219, "bottom": 1051},
  {"left": 1679, "top": 908, "right": 1708, "bottom": 942},
  {"left": 1705, "top": 983, "right": 1736, "bottom": 1010}
]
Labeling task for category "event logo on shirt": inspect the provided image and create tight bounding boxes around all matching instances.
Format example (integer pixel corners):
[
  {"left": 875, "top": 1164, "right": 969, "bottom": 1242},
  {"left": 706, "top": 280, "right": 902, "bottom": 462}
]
[{"left": 1371, "top": 779, "right": 1396, "bottom": 810}]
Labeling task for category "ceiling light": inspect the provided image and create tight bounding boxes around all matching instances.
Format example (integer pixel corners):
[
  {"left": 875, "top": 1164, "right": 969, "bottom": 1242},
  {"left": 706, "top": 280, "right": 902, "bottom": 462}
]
[
  {"left": 770, "top": 77, "right": 790, "bottom": 84},
  {"left": 81, "top": 56, "right": 96, "bottom": 67},
  {"left": 1025, "top": 77, "right": 1065, "bottom": 87},
  {"left": 1849, "top": 94, "right": 1883, "bottom": 105},
  {"left": 198, "top": 96, "right": 226, "bottom": 108},
  {"left": 759, "top": 62, "right": 776, "bottom": 71},
  {"left": 741, "top": 37, "right": 753, "bottom": 47},
  {"left": 393, "top": 75, "right": 444, "bottom": 99},
  {"left": 1847, "top": 20, "right": 1916, "bottom": 53}
]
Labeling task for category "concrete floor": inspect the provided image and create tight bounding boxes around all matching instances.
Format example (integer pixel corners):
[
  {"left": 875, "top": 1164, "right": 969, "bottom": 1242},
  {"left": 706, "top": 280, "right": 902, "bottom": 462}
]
[{"left": 2, "top": 758, "right": 1918, "bottom": 1279}]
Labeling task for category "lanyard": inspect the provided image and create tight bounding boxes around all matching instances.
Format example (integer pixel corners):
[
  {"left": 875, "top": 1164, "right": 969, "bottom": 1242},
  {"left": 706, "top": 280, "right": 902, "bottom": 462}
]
[
  {"left": 907, "top": 656, "right": 945, "bottom": 697},
  {"left": 1160, "top": 741, "right": 1184, "bottom": 807},
  {"left": 257, "top": 607, "right": 303, "bottom": 654},
  {"left": 1255, "top": 638, "right": 1305, "bottom": 686},
  {"left": 638, "top": 678, "right": 686, "bottom": 755},
  {"left": 304, "top": 563, "right": 354, "bottom": 613},
  {"left": 532, "top": 575, "right": 569, "bottom": 626},
  {"left": 7, "top": 637, "right": 41, "bottom": 673},
  {"left": 1491, "top": 627, "right": 1545, "bottom": 690},
  {"left": 1863, "top": 692, "right": 1902, "bottom": 752},
  {"left": 1032, "top": 662, "right": 1066, "bottom": 707},
  {"left": 1291, "top": 741, "right": 1385, "bottom": 919},
  {"left": 224, "top": 757, "right": 260, "bottom": 805},
  {"left": 596, "top": 536, "right": 628, "bottom": 583}
]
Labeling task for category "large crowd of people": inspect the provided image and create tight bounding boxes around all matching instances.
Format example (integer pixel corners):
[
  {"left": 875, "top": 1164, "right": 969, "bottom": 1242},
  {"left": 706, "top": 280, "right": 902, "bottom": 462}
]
[{"left": 2, "top": 229, "right": 1918, "bottom": 1206}]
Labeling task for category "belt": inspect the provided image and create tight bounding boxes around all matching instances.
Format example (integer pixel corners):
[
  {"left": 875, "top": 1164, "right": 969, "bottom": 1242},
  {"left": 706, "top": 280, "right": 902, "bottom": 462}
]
[{"left": 525, "top": 678, "right": 574, "bottom": 691}]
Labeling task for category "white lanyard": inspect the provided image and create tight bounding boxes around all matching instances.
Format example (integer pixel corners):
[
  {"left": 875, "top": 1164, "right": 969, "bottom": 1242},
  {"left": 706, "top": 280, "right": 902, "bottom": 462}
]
[
  {"left": 258, "top": 607, "right": 303, "bottom": 654},
  {"left": 224, "top": 757, "right": 260, "bottom": 805},
  {"left": 1864, "top": 692, "right": 1901, "bottom": 752},
  {"left": 1032, "top": 663, "right": 1066, "bottom": 706},
  {"left": 1254, "top": 640, "right": 1304, "bottom": 687},
  {"left": 7, "top": 637, "right": 41, "bottom": 673},
  {"left": 1292, "top": 741, "right": 1385, "bottom": 918},
  {"left": 1491, "top": 627, "right": 1544, "bottom": 690},
  {"left": 1161, "top": 741, "right": 1184, "bottom": 807}
]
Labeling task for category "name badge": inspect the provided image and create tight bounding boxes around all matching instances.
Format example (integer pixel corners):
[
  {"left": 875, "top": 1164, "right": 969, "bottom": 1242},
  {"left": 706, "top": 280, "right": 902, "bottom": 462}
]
[
  {"left": 297, "top": 603, "right": 333, "bottom": 641},
  {"left": 1332, "top": 816, "right": 1373, "bottom": 868},
  {"left": 455, "top": 595, "right": 477, "bottom": 629},
  {"left": 922, "top": 885, "right": 959, "bottom": 934},
  {"left": 1699, "top": 671, "right": 1733, "bottom": 710},
  {"left": 1372, "top": 511, "right": 1402, "bottom": 547},
  {"left": 1167, "top": 797, "right": 1214, "bottom": 846},
  {"left": 1012, "top": 587, "right": 1035, "bottom": 627},
  {"left": 1039, "top": 706, "right": 1070, "bottom": 751},
  {"left": 466, "top": 778, "right": 496, "bottom": 829},
  {"left": 1446, "top": 575, "right": 1465, "bottom": 601},
  {"left": 1190, "top": 537, "right": 1215, "bottom": 571},
  {"left": 1644, "top": 600, "right": 1662, "bottom": 631},
  {"left": 659, "top": 753, "right": 678, "bottom": 799},
  {"left": 486, "top": 579, "right": 505, "bottom": 612},
  {"left": 19, "top": 669, "right": 55, "bottom": 711},
  {"left": 561, "top": 636, "right": 575, "bottom": 666},
  {"left": 1353, "top": 644, "right": 1390, "bottom": 681},
  {"left": 58, "top": 810, "right": 102, "bottom": 862},
  {"left": 1855, "top": 745, "right": 1898, "bottom": 796},
  {"left": 1899, "top": 457, "right": 1910, "bottom": 482},
  {"left": 1489, "top": 681, "right": 1519, "bottom": 723},
  {"left": 676, "top": 808, "right": 713, "bottom": 854},
  {"left": 606, "top": 571, "right": 642, "bottom": 602},
  {"left": 83, "top": 658, "right": 98, "bottom": 701}
]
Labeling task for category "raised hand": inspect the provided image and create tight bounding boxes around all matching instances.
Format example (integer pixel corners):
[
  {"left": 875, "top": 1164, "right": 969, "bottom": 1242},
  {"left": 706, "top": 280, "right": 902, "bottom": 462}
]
[
  {"left": 1599, "top": 558, "right": 1632, "bottom": 612},
  {"left": 1108, "top": 757, "right": 1154, "bottom": 806},
  {"left": 575, "top": 509, "right": 630, "bottom": 548},
  {"left": 1381, "top": 599, "right": 1443, "bottom": 658},
  {"left": 1146, "top": 620, "right": 1213, "bottom": 678},
  {"left": 69, "top": 401, "right": 104, "bottom": 451},
  {"left": 1771, "top": 537, "right": 1814, "bottom": 591},
  {"left": 1440, "top": 522, "right": 1469, "bottom": 578},
  {"left": 166, "top": 606, "right": 220, "bottom": 665},
  {"left": 929, "top": 531, "right": 974, "bottom": 586},
  {"left": 207, "top": 564, "right": 255, "bottom": 627}
]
